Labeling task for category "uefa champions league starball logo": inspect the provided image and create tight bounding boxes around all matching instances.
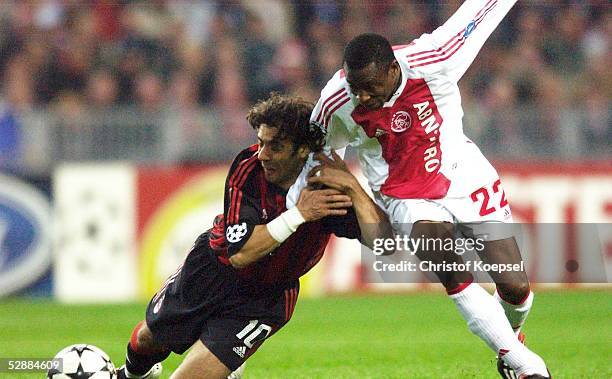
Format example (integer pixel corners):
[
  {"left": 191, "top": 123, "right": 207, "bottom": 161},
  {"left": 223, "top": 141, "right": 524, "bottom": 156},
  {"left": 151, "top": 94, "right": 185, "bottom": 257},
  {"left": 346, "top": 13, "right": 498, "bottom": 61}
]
[
  {"left": 226, "top": 223, "right": 248, "bottom": 243},
  {"left": 391, "top": 111, "right": 412, "bottom": 133}
]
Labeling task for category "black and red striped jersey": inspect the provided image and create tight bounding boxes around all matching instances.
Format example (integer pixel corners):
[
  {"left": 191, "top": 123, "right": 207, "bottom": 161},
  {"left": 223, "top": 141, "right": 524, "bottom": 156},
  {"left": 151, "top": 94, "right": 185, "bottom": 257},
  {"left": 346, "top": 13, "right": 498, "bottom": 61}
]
[{"left": 209, "top": 144, "right": 361, "bottom": 288}]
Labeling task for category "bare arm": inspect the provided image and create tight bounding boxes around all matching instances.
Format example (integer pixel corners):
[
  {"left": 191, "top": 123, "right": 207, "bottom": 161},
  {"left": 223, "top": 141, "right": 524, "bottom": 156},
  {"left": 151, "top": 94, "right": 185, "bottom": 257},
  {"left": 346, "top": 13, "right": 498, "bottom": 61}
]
[
  {"left": 308, "top": 150, "right": 393, "bottom": 249},
  {"left": 228, "top": 225, "right": 278, "bottom": 269}
]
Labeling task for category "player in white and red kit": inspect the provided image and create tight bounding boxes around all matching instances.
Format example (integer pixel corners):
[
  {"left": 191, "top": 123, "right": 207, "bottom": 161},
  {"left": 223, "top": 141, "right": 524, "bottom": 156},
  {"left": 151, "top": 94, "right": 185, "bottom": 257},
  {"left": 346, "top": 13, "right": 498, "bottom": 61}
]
[{"left": 289, "top": 1, "right": 551, "bottom": 378}]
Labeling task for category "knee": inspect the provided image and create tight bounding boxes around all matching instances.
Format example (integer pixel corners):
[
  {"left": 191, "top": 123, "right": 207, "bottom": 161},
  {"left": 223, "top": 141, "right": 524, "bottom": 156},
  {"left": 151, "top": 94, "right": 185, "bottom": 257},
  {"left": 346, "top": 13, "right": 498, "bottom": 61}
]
[
  {"left": 134, "top": 322, "right": 163, "bottom": 352},
  {"left": 497, "top": 281, "right": 530, "bottom": 305},
  {"left": 137, "top": 324, "right": 153, "bottom": 346}
]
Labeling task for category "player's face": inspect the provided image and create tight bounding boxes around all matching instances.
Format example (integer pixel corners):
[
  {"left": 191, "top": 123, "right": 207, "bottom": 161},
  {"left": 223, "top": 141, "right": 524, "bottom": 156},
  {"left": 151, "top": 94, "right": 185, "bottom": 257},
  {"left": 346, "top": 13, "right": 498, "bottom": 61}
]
[
  {"left": 345, "top": 61, "right": 400, "bottom": 110},
  {"left": 257, "top": 124, "right": 309, "bottom": 190}
]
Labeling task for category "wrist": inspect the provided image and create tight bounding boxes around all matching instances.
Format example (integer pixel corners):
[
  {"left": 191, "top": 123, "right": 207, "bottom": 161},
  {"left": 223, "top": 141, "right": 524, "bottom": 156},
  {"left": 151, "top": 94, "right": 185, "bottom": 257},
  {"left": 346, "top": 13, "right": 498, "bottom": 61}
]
[
  {"left": 266, "top": 207, "right": 306, "bottom": 243},
  {"left": 350, "top": 187, "right": 373, "bottom": 211},
  {"left": 346, "top": 178, "right": 364, "bottom": 198}
]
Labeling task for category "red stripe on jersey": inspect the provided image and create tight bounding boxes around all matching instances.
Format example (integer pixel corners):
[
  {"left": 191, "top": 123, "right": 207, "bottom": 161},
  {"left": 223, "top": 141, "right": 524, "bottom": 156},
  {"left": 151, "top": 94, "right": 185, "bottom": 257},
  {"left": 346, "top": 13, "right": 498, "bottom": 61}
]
[
  {"left": 228, "top": 188, "right": 237, "bottom": 225},
  {"left": 324, "top": 96, "right": 351, "bottom": 127},
  {"left": 289, "top": 288, "right": 297, "bottom": 319},
  {"left": 406, "top": 0, "right": 496, "bottom": 63},
  {"left": 284, "top": 289, "right": 289, "bottom": 321},
  {"left": 234, "top": 190, "right": 244, "bottom": 224},
  {"left": 288, "top": 289, "right": 293, "bottom": 319},
  {"left": 474, "top": 0, "right": 497, "bottom": 20},
  {"left": 320, "top": 93, "right": 350, "bottom": 126},
  {"left": 229, "top": 189, "right": 241, "bottom": 225},
  {"left": 474, "top": 1, "right": 497, "bottom": 25},
  {"left": 231, "top": 159, "right": 255, "bottom": 223},
  {"left": 290, "top": 288, "right": 297, "bottom": 320},
  {"left": 229, "top": 155, "right": 257, "bottom": 197},
  {"left": 289, "top": 289, "right": 294, "bottom": 320},
  {"left": 228, "top": 160, "right": 253, "bottom": 224},
  {"left": 409, "top": 1, "right": 495, "bottom": 68},
  {"left": 316, "top": 88, "right": 347, "bottom": 123},
  {"left": 406, "top": 30, "right": 463, "bottom": 59},
  {"left": 236, "top": 159, "right": 257, "bottom": 189},
  {"left": 229, "top": 154, "right": 257, "bottom": 188},
  {"left": 315, "top": 88, "right": 345, "bottom": 122},
  {"left": 228, "top": 157, "right": 257, "bottom": 224},
  {"left": 409, "top": 37, "right": 467, "bottom": 68},
  {"left": 407, "top": 31, "right": 465, "bottom": 64},
  {"left": 392, "top": 44, "right": 411, "bottom": 50}
]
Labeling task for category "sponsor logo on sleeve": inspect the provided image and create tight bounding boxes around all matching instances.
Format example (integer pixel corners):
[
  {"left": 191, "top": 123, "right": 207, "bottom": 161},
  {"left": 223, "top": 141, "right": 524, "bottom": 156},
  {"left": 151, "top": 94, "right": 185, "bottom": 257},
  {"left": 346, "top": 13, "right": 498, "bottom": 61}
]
[{"left": 464, "top": 20, "right": 476, "bottom": 37}]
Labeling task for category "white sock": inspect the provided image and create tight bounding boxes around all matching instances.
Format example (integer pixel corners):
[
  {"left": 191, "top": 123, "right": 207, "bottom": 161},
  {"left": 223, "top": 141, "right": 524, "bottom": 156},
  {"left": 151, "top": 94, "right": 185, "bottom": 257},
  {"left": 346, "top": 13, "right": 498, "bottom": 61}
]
[
  {"left": 495, "top": 289, "right": 534, "bottom": 335},
  {"left": 449, "top": 283, "right": 548, "bottom": 377}
]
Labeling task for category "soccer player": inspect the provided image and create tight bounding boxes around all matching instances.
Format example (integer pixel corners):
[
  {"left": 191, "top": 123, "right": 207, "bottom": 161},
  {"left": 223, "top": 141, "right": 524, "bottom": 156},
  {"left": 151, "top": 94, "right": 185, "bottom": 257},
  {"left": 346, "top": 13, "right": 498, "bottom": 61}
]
[
  {"left": 116, "top": 94, "right": 391, "bottom": 379},
  {"left": 289, "top": 1, "right": 551, "bottom": 378}
]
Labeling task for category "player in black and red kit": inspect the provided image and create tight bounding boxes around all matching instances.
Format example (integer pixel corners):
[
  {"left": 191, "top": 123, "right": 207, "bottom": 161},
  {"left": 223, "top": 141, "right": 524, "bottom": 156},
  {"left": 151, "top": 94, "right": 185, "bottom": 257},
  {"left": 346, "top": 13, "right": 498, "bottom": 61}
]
[{"left": 116, "top": 94, "right": 391, "bottom": 379}]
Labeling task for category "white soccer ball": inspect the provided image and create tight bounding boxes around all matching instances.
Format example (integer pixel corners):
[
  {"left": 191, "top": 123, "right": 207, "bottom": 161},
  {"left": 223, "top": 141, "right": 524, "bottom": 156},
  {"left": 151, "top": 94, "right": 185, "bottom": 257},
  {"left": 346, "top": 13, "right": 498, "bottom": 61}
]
[{"left": 47, "top": 344, "right": 116, "bottom": 379}]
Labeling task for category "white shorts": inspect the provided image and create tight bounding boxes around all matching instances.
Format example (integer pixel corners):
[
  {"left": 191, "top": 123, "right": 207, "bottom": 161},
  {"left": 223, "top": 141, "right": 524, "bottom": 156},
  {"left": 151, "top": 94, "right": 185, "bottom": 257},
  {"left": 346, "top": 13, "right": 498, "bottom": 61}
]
[{"left": 373, "top": 177, "right": 515, "bottom": 241}]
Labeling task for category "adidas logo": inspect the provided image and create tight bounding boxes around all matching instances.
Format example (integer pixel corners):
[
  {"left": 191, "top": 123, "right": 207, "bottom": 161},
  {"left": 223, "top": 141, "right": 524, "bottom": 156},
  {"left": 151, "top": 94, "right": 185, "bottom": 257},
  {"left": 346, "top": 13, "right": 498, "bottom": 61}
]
[
  {"left": 233, "top": 346, "right": 246, "bottom": 358},
  {"left": 498, "top": 348, "right": 510, "bottom": 358},
  {"left": 375, "top": 128, "right": 387, "bottom": 138}
]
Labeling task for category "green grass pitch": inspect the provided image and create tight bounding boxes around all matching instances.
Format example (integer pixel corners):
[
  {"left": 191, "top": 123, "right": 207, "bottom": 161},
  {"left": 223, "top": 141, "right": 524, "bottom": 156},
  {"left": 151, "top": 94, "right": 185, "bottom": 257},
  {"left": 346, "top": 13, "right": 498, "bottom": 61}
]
[{"left": 0, "top": 290, "right": 610, "bottom": 378}]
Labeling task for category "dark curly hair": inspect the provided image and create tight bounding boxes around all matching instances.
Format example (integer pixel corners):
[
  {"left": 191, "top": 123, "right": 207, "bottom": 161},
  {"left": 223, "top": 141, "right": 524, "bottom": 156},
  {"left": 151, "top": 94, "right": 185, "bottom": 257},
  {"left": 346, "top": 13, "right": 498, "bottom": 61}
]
[{"left": 246, "top": 93, "right": 325, "bottom": 153}]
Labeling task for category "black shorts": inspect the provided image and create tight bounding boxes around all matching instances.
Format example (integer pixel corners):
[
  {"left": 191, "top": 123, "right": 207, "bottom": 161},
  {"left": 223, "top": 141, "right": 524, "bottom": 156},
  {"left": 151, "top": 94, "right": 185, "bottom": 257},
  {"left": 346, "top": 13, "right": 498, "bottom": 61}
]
[{"left": 145, "top": 232, "right": 299, "bottom": 371}]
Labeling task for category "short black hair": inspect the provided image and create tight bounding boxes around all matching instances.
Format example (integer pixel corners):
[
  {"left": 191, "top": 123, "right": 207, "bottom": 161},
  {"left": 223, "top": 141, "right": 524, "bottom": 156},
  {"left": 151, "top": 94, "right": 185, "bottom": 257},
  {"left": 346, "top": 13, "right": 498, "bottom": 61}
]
[
  {"left": 246, "top": 93, "right": 325, "bottom": 153},
  {"left": 343, "top": 33, "right": 394, "bottom": 71}
]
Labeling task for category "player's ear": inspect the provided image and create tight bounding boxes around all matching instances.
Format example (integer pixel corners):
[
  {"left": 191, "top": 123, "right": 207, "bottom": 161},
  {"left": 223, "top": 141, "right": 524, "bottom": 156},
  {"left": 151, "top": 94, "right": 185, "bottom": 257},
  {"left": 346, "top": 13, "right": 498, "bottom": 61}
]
[
  {"left": 389, "top": 60, "right": 399, "bottom": 74},
  {"left": 296, "top": 145, "right": 310, "bottom": 160}
]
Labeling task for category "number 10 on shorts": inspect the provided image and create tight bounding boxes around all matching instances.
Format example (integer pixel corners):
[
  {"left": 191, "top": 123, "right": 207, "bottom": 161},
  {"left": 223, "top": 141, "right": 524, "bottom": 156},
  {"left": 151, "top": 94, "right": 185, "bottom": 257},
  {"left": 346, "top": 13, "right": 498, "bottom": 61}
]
[{"left": 236, "top": 320, "right": 272, "bottom": 348}]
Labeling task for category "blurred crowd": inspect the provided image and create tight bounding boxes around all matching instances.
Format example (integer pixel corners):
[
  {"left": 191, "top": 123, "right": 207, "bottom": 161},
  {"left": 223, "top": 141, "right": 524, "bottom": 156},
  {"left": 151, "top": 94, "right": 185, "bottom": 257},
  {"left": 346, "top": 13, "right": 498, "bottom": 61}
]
[{"left": 0, "top": 0, "right": 609, "bottom": 172}]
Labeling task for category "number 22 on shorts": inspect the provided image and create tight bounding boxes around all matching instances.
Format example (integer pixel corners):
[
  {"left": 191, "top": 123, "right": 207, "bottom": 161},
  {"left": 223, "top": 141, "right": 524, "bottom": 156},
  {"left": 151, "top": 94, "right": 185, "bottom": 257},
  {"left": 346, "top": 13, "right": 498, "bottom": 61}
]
[{"left": 470, "top": 179, "right": 509, "bottom": 217}]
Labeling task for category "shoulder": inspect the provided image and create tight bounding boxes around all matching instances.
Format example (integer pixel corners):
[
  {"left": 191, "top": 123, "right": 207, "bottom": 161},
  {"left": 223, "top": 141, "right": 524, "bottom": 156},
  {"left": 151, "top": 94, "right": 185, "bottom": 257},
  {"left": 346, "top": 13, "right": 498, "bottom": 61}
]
[
  {"left": 318, "top": 69, "right": 351, "bottom": 103},
  {"left": 312, "top": 69, "right": 353, "bottom": 126},
  {"left": 395, "top": 37, "right": 437, "bottom": 63},
  {"left": 227, "top": 144, "right": 260, "bottom": 189},
  {"left": 394, "top": 36, "right": 446, "bottom": 74}
]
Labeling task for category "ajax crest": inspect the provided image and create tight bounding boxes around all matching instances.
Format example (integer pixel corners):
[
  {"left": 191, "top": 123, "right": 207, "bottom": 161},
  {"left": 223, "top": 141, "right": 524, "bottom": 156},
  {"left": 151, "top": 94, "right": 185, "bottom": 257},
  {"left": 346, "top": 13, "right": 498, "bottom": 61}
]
[{"left": 391, "top": 111, "right": 412, "bottom": 133}]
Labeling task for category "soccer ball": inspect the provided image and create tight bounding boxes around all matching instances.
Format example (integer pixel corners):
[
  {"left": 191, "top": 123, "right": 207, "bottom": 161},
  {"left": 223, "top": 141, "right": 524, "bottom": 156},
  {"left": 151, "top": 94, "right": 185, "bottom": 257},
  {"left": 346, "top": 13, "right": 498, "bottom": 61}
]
[{"left": 47, "top": 344, "right": 116, "bottom": 379}]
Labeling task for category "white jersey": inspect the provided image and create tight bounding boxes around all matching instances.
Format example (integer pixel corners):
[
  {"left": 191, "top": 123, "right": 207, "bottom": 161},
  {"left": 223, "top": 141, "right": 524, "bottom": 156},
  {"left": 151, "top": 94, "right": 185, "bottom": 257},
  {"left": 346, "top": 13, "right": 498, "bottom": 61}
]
[{"left": 289, "top": 0, "right": 517, "bottom": 207}]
